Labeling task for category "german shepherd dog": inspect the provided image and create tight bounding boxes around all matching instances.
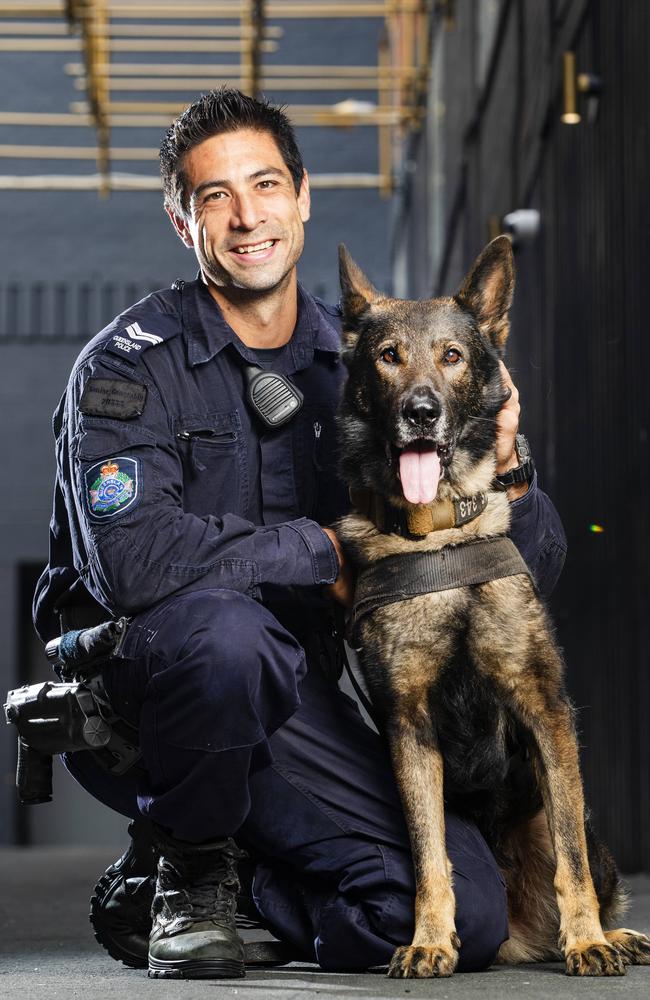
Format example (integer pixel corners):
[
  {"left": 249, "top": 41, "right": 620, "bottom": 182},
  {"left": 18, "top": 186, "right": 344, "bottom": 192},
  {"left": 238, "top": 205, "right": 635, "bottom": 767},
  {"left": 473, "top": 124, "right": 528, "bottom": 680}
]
[{"left": 335, "top": 237, "right": 650, "bottom": 978}]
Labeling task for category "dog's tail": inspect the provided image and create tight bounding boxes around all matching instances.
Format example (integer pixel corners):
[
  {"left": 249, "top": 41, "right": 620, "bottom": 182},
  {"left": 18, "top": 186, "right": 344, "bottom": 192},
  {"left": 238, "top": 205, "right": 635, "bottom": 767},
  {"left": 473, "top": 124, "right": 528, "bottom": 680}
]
[
  {"left": 585, "top": 815, "right": 629, "bottom": 927},
  {"left": 496, "top": 810, "right": 627, "bottom": 964}
]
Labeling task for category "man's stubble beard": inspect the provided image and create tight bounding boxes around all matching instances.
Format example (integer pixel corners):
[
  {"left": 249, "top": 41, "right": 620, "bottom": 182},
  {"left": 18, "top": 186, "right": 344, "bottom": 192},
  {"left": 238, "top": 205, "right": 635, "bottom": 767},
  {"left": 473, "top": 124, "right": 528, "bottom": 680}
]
[{"left": 198, "top": 221, "right": 304, "bottom": 296}]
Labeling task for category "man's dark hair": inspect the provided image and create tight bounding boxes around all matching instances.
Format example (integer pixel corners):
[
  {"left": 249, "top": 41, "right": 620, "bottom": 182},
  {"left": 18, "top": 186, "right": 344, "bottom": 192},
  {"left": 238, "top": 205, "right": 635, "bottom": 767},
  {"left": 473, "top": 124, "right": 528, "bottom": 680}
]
[{"left": 160, "top": 88, "right": 304, "bottom": 215}]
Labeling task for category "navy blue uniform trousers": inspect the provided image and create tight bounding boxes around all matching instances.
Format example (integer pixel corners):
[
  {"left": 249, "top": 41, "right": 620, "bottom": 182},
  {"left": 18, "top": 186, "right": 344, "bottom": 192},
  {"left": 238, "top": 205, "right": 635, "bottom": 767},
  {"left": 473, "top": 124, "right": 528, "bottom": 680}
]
[{"left": 65, "top": 588, "right": 508, "bottom": 972}]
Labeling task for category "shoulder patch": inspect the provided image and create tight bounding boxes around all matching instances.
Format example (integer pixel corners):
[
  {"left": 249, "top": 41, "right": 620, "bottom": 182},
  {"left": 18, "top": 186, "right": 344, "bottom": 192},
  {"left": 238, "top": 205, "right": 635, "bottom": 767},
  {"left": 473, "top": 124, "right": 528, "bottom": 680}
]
[
  {"left": 80, "top": 379, "right": 147, "bottom": 419},
  {"left": 84, "top": 456, "right": 141, "bottom": 521},
  {"left": 103, "top": 316, "right": 179, "bottom": 365}
]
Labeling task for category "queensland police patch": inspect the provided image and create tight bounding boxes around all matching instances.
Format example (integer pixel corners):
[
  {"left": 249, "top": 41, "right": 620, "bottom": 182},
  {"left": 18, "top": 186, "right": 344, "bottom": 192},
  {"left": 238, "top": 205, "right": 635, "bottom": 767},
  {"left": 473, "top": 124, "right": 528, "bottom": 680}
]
[{"left": 84, "top": 456, "right": 140, "bottom": 520}]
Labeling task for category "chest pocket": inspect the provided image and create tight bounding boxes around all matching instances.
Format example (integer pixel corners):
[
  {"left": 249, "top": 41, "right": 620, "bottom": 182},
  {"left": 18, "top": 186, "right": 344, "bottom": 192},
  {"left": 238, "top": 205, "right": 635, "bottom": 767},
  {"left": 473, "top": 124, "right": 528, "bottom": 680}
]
[{"left": 174, "top": 410, "right": 248, "bottom": 518}]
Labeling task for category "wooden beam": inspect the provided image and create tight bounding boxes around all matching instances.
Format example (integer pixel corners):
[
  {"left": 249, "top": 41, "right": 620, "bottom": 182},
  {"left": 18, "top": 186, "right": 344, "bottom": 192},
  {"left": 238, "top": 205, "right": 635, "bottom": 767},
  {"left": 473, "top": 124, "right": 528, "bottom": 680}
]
[
  {"left": 0, "top": 171, "right": 385, "bottom": 190},
  {"left": 0, "top": 38, "right": 278, "bottom": 51},
  {"left": 0, "top": 3, "right": 64, "bottom": 15},
  {"left": 0, "top": 21, "right": 282, "bottom": 36},
  {"left": 71, "top": 98, "right": 392, "bottom": 114},
  {"left": 0, "top": 143, "right": 157, "bottom": 159},
  {"left": 94, "top": 76, "right": 399, "bottom": 91},
  {"left": 0, "top": 108, "right": 404, "bottom": 126},
  {"left": 101, "top": 2, "right": 420, "bottom": 17},
  {"left": 64, "top": 62, "right": 420, "bottom": 77},
  {"left": 0, "top": 1, "right": 420, "bottom": 16}
]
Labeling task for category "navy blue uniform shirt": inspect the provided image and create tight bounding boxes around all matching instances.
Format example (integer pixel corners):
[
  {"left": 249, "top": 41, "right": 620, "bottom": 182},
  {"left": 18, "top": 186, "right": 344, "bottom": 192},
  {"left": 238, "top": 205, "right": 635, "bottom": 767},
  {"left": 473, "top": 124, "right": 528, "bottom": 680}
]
[{"left": 33, "top": 278, "right": 566, "bottom": 642}]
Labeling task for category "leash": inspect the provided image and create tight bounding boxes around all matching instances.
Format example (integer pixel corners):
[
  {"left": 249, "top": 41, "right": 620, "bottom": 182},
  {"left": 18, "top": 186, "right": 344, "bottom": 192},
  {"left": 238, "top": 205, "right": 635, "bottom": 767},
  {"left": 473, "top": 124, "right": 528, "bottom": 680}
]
[
  {"left": 350, "top": 536, "right": 531, "bottom": 647},
  {"left": 341, "top": 642, "right": 383, "bottom": 730}
]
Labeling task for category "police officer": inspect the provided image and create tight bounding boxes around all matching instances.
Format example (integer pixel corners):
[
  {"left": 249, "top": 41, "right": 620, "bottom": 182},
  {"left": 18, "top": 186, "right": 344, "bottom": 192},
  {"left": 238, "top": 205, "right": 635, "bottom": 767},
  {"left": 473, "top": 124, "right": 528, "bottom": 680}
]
[{"left": 33, "top": 89, "right": 567, "bottom": 980}]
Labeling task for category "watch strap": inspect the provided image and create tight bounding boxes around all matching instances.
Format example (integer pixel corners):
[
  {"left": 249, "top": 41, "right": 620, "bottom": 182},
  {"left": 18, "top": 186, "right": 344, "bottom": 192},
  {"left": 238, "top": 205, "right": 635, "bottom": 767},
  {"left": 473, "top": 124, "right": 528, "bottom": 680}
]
[{"left": 495, "top": 433, "right": 535, "bottom": 487}]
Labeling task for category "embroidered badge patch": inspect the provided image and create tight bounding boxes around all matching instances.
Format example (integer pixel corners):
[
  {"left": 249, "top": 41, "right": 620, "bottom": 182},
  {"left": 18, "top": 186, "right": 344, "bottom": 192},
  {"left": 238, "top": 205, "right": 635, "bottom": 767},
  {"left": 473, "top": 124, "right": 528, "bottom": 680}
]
[
  {"left": 85, "top": 456, "right": 139, "bottom": 520},
  {"left": 79, "top": 379, "right": 147, "bottom": 419}
]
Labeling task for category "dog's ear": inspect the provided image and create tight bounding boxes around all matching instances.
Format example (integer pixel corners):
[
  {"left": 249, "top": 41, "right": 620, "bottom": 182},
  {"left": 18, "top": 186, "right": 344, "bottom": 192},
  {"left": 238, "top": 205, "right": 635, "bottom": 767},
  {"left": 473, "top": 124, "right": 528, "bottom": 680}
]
[
  {"left": 455, "top": 236, "right": 514, "bottom": 353},
  {"left": 338, "top": 244, "right": 381, "bottom": 328}
]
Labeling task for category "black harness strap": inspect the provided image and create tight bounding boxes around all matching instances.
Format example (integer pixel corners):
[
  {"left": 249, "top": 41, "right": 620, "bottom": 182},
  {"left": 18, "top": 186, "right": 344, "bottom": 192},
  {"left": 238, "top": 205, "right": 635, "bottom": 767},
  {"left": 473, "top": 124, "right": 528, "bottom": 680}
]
[{"left": 350, "top": 536, "right": 531, "bottom": 646}]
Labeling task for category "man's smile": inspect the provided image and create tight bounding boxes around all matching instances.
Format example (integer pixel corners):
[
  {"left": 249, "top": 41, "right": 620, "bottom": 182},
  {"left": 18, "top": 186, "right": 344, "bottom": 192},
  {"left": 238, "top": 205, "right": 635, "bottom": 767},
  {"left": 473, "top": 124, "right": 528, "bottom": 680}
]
[{"left": 227, "top": 238, "right": 279, "bottom": 262}]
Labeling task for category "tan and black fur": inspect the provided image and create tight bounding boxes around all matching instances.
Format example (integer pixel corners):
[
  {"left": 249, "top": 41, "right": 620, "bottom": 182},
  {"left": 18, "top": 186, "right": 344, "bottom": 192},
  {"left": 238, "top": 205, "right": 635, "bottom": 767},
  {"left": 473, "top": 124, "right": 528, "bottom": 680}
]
[{"left": 335, "top": 238, "right": 650, "bottom": 978}]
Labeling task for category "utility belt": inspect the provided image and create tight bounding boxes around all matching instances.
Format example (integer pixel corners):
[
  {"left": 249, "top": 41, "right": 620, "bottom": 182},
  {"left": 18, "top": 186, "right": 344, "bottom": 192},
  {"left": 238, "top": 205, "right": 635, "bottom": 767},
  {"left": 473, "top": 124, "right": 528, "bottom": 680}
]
[{"left": 4, "top": 618, "right": 141, "bottom": 806}]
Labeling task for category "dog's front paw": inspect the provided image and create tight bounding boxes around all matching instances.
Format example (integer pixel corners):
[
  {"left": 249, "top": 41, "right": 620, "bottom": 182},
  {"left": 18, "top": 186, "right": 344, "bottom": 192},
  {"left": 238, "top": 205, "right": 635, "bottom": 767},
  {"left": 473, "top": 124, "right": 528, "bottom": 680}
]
[
  {"left": 565, "top": 941, "right": 626, "bottom": 976},
  {"left": 605, "top": 928, "right": 650, "bottom": 965},
  {"left": 387, "top": 937, "right": 460, "bottom": 979}
]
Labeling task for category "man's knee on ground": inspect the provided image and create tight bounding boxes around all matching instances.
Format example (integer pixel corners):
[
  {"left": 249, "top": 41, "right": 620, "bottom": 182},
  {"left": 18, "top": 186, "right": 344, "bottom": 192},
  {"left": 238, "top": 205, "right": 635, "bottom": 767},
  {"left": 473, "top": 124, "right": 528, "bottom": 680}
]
[
  {"left": 305, "top": 843, "right": 508, "bottom": 973},
  {"left": 453, "top": 862, "right": 509, "bottom": 971}
]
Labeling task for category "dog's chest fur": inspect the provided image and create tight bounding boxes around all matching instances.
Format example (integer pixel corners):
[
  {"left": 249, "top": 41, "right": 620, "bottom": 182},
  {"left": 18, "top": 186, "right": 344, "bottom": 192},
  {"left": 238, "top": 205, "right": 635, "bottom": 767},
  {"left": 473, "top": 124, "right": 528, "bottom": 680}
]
[{"left": 338, "top": 496, "right": 550, "bottom": 838}]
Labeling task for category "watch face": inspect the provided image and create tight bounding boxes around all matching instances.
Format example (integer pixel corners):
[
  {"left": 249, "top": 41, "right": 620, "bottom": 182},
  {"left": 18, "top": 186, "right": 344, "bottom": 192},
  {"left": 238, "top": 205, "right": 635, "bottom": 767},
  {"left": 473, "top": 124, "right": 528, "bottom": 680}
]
[{"left": 515, "top": 434, "right": 531, "bottom": 463}]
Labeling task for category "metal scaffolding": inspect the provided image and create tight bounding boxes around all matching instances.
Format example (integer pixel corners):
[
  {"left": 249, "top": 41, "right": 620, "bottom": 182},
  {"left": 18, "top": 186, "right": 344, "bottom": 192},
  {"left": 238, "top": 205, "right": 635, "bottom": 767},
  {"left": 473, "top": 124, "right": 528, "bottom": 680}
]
[{"left": 0, "top": 0, "right": 432, "bottom": 196}]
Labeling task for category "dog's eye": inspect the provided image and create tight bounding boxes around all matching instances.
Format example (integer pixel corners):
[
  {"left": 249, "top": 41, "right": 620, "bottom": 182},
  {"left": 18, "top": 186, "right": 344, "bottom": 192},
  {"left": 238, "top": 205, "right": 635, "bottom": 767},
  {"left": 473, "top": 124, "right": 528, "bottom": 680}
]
[
  {"left": 444, "top": 348, "right": 463, "bottom": 365},
  {"left": 381, "top": 347, "right": 398, "bottom": 364}
]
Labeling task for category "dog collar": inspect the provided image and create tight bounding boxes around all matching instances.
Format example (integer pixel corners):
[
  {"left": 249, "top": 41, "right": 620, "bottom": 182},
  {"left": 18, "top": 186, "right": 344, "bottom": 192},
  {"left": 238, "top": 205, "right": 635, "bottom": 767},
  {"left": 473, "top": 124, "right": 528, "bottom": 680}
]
[{"left": 349, "top": 487, "right": 488, "bottom": 538}]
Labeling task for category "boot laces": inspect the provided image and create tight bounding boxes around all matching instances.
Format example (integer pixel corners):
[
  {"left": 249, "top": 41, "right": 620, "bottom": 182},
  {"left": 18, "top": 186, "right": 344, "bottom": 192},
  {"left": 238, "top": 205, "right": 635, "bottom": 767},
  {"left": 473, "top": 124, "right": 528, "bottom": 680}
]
[{"left": 156, "top": 844, "right": 243, "bottom": 925}]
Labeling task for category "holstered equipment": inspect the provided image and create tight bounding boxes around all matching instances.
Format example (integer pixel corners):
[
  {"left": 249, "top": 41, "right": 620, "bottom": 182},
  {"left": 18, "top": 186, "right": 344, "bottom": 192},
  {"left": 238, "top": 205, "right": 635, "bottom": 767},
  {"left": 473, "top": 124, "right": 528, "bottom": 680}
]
[{"left": 4, "top": 617, "right": 140, "bottom": 805}]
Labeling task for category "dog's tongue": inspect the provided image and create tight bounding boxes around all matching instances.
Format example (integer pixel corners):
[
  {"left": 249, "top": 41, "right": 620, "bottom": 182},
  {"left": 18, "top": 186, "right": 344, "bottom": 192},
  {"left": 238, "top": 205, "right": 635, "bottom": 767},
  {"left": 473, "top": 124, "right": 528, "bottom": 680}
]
[{"left": 399, "top": 447, "right": 441, "bottom": 504}]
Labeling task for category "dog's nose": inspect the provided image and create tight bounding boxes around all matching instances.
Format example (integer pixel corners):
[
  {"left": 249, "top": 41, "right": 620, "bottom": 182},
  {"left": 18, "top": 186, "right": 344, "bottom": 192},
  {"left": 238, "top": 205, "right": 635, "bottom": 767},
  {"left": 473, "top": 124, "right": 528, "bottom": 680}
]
[{"left": 402, "top": 389, "right": 441, "bottom": 428}]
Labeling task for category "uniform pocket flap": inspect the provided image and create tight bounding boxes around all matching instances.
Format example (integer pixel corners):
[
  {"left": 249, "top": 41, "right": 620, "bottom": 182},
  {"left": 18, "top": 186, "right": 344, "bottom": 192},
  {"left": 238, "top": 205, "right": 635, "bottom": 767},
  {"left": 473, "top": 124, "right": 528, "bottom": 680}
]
[
  {"left": 174, "top": 409, "right": 240, "bottom": 443},
  {"left": 77, "top": 418, "right": 157, "bottom": 459}
]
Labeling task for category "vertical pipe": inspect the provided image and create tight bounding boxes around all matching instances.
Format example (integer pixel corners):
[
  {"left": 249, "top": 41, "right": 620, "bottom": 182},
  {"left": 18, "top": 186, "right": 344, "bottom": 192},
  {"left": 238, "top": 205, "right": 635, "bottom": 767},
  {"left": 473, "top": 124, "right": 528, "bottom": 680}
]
[
  {"left": 378, "top": 27, "right": 392, "bottom": 197},
  {"left": 561, "top": 50, "right": 581, "bottom": 124},
  {"left": 243, "top": 0, "right": 265, "bottom": 98},
  {"left": 94, "top": 0, "right": 110, "bottom": 195},
  {"left": 241, "top": 1, "right": 251, "bottom": 94}
]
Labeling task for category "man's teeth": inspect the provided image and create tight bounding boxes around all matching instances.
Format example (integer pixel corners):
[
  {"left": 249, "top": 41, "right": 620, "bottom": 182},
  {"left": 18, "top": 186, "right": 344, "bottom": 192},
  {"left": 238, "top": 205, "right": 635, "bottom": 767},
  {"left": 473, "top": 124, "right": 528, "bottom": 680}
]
[{"left": 233, "top": 240, "right": 275, "bottom": 254}]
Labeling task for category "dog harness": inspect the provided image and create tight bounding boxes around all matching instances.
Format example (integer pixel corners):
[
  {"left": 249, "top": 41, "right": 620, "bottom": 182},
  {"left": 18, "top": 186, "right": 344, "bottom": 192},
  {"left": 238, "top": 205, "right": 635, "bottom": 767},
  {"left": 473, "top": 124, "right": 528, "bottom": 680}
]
[{"left": 349, "top": 536, "right": 531, "bottom": 647}]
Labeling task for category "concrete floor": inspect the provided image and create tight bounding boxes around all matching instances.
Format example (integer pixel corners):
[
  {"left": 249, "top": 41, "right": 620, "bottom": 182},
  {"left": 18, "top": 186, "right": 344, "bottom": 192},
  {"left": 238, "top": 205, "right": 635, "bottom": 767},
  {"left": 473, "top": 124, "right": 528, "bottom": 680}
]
[{"left": 1, "top": 847, "right": 649, "bottom": 1000}]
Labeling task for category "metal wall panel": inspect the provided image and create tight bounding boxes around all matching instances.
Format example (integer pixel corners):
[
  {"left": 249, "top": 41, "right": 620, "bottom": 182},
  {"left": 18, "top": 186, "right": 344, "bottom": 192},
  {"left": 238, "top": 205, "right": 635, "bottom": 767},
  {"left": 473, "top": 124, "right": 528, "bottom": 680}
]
[
  {"left": 535, "top": 0, "right": 649, "bottom": 873},
  {"left": 396, "top": 0, "right": 650, "bottom": 871}
]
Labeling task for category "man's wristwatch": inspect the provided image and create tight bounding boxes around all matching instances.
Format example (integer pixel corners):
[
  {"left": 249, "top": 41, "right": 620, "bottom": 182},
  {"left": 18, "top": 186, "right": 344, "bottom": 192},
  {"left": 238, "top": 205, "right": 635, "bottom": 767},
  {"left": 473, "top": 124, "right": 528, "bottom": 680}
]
[{"left": 495, "top": 433, "right": 535, "bottom": 487}]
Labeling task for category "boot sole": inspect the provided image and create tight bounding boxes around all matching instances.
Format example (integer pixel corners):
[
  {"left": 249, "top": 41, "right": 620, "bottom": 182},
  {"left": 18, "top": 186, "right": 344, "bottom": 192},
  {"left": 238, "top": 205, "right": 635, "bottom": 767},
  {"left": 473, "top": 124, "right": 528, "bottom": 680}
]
[
  {"left": 89, "top": 874, "right": 150, "bottom": 969},
  {"left": 148, "top": 957, "right": 245, "bottom": 979}
]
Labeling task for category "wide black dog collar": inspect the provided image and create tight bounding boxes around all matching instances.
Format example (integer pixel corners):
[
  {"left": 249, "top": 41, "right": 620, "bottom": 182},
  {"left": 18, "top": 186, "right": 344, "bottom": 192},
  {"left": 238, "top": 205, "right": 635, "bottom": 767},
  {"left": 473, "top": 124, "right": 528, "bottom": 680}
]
[{"left": 349, "top": 487, "right": 488, "bottom": 538}]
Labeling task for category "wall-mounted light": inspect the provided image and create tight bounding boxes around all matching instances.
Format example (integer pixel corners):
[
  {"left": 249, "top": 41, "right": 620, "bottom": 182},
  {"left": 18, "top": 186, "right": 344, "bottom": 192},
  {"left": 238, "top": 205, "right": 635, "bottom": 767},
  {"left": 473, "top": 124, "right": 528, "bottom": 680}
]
[
  {"left": 502, "top": 209, "right": 541, "bottom": 245},
  {"left": 487, "top": 210, "right": 541, "bottom": 247},
  {"left": 562, "top": 51, "right": 603, "bottom": 125}
]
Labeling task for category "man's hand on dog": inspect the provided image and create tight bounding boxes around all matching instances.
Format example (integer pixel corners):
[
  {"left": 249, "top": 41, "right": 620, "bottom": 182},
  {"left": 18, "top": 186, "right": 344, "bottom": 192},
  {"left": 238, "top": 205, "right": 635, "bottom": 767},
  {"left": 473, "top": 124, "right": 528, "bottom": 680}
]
[
  {"left": 323, "top": 527, "right": 355, "bottom": 609},
  {"left": 496, "top": 362, "right": 529, "bottom": 501}
]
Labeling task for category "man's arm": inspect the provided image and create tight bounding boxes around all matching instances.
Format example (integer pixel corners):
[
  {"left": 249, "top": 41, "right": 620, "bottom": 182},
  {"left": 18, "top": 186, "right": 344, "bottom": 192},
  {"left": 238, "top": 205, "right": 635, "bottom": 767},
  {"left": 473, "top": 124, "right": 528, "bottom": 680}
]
[
  {"left": 509, "top": 474, "right": 567, "bottom": 596},
  {"left": 496, "top": 363, "right": 566, "bottom": 596},
  {"left": 61, "top": 355, "right": 338, "bottom": 616}
]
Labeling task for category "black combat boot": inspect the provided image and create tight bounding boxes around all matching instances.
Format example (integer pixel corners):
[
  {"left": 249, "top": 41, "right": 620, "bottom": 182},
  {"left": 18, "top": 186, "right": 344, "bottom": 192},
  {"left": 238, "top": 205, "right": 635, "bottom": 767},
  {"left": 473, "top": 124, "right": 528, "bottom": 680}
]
[
  {"left": 90, "top": 821, "right": 297, "bottom": 970},
  {"left": 90, "top": 817, "right": 157, "bottom": 968},
  {"left": 147, "top": 827, "right": 245, "bottom": 979}
]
